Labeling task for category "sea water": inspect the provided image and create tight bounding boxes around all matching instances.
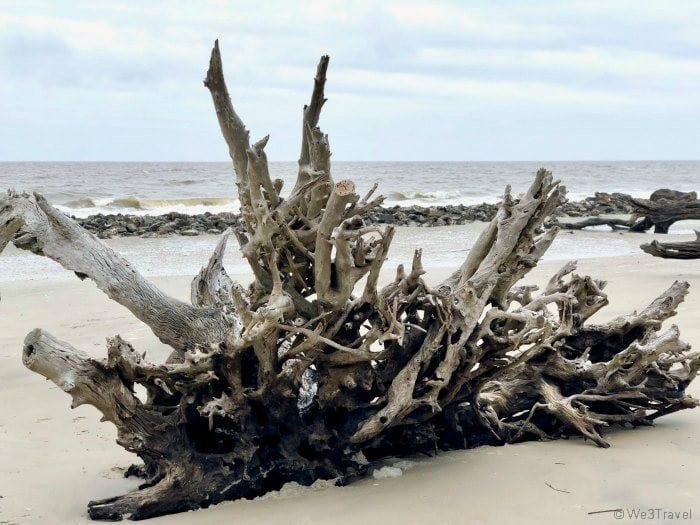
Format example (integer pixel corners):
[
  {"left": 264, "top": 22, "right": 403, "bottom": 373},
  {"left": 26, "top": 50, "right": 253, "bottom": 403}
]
[
  {"left": 1, "top": 160, "right": 697, "bottom": 217},
  {"left": 0, "top": 161, "right": 697, "bottom": 282}
]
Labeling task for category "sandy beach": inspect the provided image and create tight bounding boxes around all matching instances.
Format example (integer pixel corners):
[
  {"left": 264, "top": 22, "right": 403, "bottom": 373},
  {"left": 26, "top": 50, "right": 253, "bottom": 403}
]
[{"left": 0, "top": 226, "right": 698, "bottom": 525}]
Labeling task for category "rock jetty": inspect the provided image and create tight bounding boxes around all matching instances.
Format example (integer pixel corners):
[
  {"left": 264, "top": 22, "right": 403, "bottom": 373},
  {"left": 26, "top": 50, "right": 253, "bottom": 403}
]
[{"left": 75, "top": 195, "right": 634, "bottom": 238}]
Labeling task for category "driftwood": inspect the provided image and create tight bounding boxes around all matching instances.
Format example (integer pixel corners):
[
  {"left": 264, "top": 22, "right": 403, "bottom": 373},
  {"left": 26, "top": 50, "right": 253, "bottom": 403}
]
[
  {"left": 622, "top": 191, "right": 700, "bottom": 234},
  {"left": 553, "top": 216, "right": 635, "bottom": 231},
  {"left": 2, "top": 41, "right": 699, "bottom": 521},
  {"left": 557, "top": 189, "right": 699, "bottom": 233},
  {"left": 642, "top": 231, "right": 700, "bottom": 259}
]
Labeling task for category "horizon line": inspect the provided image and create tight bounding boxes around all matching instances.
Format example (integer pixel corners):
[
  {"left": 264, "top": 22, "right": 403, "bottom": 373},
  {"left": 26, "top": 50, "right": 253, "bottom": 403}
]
[{"left": 3, "top": 159, "right": 700, "bottom": 163}]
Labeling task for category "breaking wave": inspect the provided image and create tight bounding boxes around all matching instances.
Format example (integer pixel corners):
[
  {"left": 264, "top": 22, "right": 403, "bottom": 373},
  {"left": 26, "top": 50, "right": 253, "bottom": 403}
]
[
  {"left": 383, "top": 189, "right": 494, "bottom": 207},
  {"left": 57, "top": 196, "right": 240, "bottom": 218},
  {"left": 386, "top": 190, "right": 461, "bottom": 202}
]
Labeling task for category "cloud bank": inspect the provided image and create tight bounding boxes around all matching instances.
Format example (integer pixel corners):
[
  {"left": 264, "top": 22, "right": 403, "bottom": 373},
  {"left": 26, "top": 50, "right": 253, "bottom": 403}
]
[{"left": 1, "top": 0, "right": 699, "bottom": 160}]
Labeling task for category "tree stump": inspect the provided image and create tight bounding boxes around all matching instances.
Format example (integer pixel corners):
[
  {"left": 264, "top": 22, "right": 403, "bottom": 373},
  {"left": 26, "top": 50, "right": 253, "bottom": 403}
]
[{"left": 1, "top": 41, "right": 698, "bottom": 521}]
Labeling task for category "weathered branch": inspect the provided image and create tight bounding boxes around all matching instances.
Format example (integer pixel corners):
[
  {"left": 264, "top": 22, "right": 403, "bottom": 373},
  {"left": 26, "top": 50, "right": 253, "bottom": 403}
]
[
  {"left": 314, "top": 179, "right": 358, "bottom": 308},
  {"left": 204, "top": 39, "right": 252, "bottom": 212},
  {"left": 553, "top": 216, "right": 634, "bottom": 230},
  {"left": 297, "top": 55, "right": 330, "bottom": 179},
  {"left": 1, "top": 191, "right": 233, "bottom": 350}
]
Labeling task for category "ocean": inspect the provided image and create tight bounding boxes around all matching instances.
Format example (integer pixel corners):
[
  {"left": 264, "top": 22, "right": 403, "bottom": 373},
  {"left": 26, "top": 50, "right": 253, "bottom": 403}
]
[
  {"left": 1, "top": 161, "right": 698, "bottom": 218},
  {"left": 0, "top": 161, "right": 697, "bottom": 282}
]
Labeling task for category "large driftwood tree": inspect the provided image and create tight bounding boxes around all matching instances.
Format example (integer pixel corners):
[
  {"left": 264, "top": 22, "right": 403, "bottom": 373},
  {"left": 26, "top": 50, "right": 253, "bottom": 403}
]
[{"left": 2, "top": 42, "right": 699, "bottom": 521}]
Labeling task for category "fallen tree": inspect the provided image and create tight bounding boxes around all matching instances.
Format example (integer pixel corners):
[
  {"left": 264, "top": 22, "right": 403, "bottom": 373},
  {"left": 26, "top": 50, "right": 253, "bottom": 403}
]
[
  {"left": 618, "top": 190, "right": 700, "bottom": 234},
  {"left": 556, "top": 189, "right": 699, "bottom": 233},
  {"left": 642, "top": 231, "right": 700, "bottom": 259},
  {"left": 2, "top": 41, "right": 699, "bottom": 521}
]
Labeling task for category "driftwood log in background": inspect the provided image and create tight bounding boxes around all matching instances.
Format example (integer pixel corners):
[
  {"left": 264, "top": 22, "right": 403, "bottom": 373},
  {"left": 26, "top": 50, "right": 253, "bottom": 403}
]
[
  {"left": 1, "top": 41, "right": 699, "bottom": 521},
  {"left": 555, "top": 189, "right": 699, "bottom": 233},
  {"left": 642, "top": 231, "right": 700, "bottom": 259},
  {"left": 621, "top": 190, "right": 699, "bottom": 234},
  {"left": 553, "top": 216, "right": 635, "bottom": 231}
]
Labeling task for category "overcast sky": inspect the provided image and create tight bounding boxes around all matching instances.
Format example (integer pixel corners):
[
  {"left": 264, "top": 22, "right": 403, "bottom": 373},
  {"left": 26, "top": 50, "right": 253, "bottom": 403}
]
[{"left": 1, "top": 0, "right": 699, "bottom": 161}]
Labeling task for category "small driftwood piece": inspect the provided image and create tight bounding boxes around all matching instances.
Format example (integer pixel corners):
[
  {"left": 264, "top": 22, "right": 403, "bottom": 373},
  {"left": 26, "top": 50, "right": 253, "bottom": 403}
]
[
  {"left": 1, "top": 41, "right": 698, "bottom": 521},
  {"left": 642, "top": 231, "right": 700, "bottom": 259},
  {"left": 554, "top": 216, "right": 635, "bottom": 231}
]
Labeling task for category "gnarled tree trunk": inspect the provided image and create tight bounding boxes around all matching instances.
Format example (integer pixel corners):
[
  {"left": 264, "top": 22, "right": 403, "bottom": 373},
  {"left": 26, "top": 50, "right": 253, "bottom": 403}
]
[{"left": 2, "top": 41, "right": 699, "bottom": 521}]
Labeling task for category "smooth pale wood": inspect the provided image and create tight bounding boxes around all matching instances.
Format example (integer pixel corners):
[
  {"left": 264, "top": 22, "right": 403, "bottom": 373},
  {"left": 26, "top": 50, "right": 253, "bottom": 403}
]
[
  {"left": 0, "top": 191, "right": 234, "bottom": 351},
  {"left": 204, "top": 39, "right": 252, "bottom": 213},
  {"left": 314, "top": 179, "right": 358, "bottom": 307}
]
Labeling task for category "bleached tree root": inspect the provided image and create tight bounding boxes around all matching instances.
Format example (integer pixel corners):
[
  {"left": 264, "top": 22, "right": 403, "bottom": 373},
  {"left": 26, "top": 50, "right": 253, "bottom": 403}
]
[{"left": 2, "top": 41, "right": 698, "bottom": 520}]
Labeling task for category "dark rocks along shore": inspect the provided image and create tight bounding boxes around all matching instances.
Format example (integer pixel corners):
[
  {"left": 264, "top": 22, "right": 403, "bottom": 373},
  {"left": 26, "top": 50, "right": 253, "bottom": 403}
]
[{"left": 75, "top": 195, "right": 634, "bottom": 239}]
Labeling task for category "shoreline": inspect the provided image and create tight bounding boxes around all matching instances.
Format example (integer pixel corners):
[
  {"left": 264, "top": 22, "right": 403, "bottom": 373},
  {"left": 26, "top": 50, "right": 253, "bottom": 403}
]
[
  {"left": 4, "top": 226, "right": 695, "bottom": 283},
  {"left": 72, "top": 194, "right": 634, "bottom": 238}
]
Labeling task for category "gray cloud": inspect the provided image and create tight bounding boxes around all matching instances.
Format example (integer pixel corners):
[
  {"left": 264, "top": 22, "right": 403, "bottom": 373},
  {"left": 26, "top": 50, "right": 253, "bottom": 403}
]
[{"left": 0, "top": 0, "right": 698, "bottom": 161}]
